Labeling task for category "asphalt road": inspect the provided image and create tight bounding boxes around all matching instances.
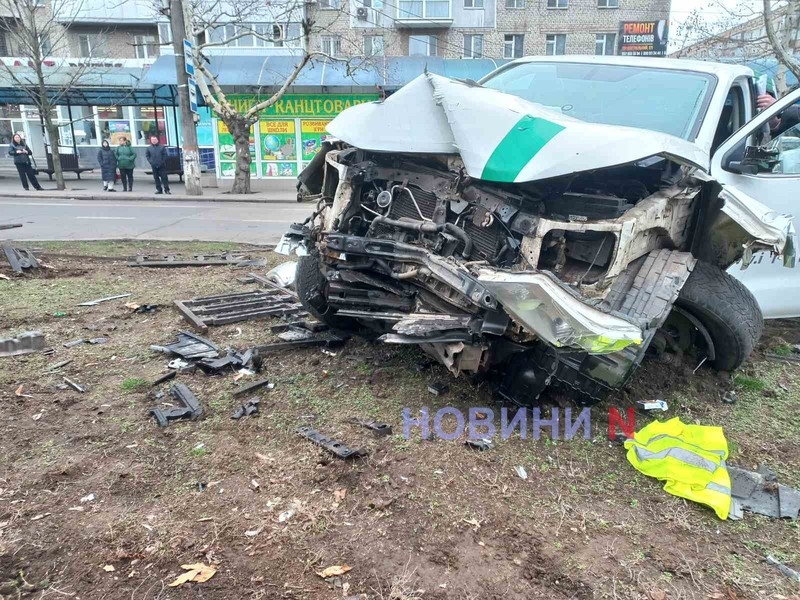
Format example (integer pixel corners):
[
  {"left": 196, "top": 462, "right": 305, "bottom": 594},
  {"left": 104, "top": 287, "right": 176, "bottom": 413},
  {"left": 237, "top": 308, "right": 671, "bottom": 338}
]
[{"left": 0, "top": 196, "right": 313, "bottom": 244}]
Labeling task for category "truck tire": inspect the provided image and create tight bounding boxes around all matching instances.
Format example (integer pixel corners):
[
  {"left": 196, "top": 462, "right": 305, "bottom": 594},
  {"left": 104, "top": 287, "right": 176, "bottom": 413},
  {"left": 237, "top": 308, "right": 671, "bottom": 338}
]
[
  {"left": 675, "top": 261, "right": 763, "bottom": 371},
  {"left": 295, "top": 254, "right": 362, "bottom": 332}
]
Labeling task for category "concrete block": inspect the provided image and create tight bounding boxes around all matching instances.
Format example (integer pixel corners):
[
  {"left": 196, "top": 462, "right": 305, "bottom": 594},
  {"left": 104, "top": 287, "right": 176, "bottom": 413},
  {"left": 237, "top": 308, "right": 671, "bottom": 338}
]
[{"left": 0, "top": 332, "right": 45, "bottom": 357}]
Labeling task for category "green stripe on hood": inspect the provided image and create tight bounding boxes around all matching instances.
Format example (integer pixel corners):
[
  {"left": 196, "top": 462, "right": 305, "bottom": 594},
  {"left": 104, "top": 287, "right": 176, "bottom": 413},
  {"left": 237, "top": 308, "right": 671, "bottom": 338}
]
[{"left": 481, "top": 115, "right": 565, "bottom": 182}]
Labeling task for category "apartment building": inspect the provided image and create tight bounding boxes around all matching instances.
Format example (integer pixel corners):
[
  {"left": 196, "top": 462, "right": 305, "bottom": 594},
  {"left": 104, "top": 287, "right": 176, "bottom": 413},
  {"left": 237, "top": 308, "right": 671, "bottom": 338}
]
[{"left": 309, "top": 0, "right": 670, "bottom": 60}]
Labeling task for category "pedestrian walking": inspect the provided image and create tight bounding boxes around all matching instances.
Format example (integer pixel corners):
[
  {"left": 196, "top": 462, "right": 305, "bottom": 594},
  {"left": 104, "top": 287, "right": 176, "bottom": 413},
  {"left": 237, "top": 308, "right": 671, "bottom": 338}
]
[
  {"left": 7, "top": 133, "right": 43, "bottom": 191},
  {"left": 97, "top": 139, "right": 117, "bottom": 191},
  {"left": 145, "top": 135, "right": 170, "bottom": 194},
  {"left": 114, "top": 136, "right": 136, "bottom": 192}
]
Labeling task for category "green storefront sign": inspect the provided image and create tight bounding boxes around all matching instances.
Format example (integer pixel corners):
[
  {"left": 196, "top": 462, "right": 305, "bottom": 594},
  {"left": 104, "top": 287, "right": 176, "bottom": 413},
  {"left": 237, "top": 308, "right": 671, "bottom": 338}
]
[
  {"left": 215, "top": 93, "right": 380, "bottom": 179},
  {"left": 226, "top": 94, "right": 379, "bottom": 119}
]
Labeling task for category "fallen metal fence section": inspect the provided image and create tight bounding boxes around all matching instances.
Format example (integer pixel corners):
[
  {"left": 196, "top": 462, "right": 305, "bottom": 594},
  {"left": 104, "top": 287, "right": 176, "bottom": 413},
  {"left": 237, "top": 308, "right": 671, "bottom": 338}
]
[{"left": 174, "top": 289, "right": 308, "bottom": 332}]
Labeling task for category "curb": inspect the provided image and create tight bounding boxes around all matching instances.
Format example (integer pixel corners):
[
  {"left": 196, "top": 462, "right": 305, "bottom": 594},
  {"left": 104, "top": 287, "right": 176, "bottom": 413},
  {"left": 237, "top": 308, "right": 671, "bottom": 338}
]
[{"left": 1, "top": 191, "right": 301, "bottom": 204}]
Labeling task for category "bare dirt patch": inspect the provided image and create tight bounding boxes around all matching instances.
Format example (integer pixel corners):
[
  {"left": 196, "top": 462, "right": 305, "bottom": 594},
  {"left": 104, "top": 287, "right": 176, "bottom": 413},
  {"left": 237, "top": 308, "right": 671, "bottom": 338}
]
[{"left": 1, "top": 242, "right": 799, "bottom": 599}]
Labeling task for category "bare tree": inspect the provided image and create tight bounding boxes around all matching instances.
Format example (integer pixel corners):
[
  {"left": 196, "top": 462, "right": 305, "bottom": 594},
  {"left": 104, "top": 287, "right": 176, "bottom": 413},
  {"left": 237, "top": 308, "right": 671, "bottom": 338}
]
[
  {"left": 674, "top": 0, "right": 799, "bottom": 94},
  {"left": 0, "top": 0, "right": 115, "bottom": 189},
  {"left": 186, "top": 0, "right": 360, "bottom": 194}
]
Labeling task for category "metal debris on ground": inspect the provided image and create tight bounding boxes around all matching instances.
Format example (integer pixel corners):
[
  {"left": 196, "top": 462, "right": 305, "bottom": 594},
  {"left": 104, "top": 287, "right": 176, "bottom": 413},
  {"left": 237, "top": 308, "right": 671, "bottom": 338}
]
[
  {"left": 2, "top": 244, "right": 38, "bottom": 273},
  {"left": 728, "top": 464, "right": 800, "bottom": 520},
  {"left": 63, "top": 377, "right": 86, "bottom": 393},
  {"left": 124, "top": 303, "right": 159, "bottom": 313},
  {"left": 46, "top": 359, "right": 73, "bottom": 372},
  {"left": 295, "top": 426, "right": 367, "bottom": 459},
  {"left": 231, "top": 397, "right": 260, "bottom": 420},
  {"left": 196, "top": 348, "right": 254, "bottom": 374},
  {"left": 345, "top": 417, "right": 393, "bottom": 437},
  {"left": 0, "top": 223, "right": 23, "bottom": 230},
  {"left": 233, "top": 257, "right": 268, "bottom": 268},
  {"left": 168, "top": 358, "right": 191, "bottom": 370},
  {"left": 271, "top": 320, "right": 328, "bottom": 334},
  {"left": 265, "top": 261, "right": 297, "bottom": 289},
  {"left": 128, "top": 253, "right": 249, "bottom": 268},
  {"left": 254, "top": 332, "right": 346, "bottom": 355},
  {"left": 465, "top": 438, "right": 494, "bottom": 451},
  {"left": 174, "top": 289, "right": 307, "bottom": 332},
  {"left": 722, "top": 390, "right": 738, "bottom": 404},
  {"left": 766, "top": 555, "right": 800, "bottom": 583},
  {"left": 237, "top": 275, "right": 256, "bottom": 284},
  {"left": 277, "top": 327, "right": 317, "bottom": 342},
  {"left": 88, "top": 337, "right": 108, "bottom": 345},
  {"left": 63, "top": 339, "right": 86, "bottom": 348},
  {"left": 77, "top": 294, "right": 131, "bottom": 307},
  {"left": 149, "top": 383, "right": 203, "bottom": 427},
  {"left": 0, "top": 332, "right": 45, "bottom": 357},
  {"left": 428, "top": 382, "right": 450, "bottom": 396},
  {"left": 232, "top": 378, "right": 271, "bottom": 398},
  {"left": 151, "top": 371, "right": 177, "bottom": 386},
  {"left": 150, "top": 331, "right": 219, "bottom": 360},
  {"left": 637, "top": 399, "right": 669, "bottom": 412}
]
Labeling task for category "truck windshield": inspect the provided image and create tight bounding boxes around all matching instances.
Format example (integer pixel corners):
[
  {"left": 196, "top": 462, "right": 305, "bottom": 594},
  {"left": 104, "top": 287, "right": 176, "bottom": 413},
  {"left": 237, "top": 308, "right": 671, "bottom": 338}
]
[{"left": 481, "top": 62, "right": 715, "bottom": 140}]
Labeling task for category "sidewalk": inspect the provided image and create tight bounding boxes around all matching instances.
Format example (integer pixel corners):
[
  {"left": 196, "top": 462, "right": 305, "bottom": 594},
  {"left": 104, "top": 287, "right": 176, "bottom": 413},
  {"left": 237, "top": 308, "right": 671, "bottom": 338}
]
[{"left": 0, "top": 171, "right": 299, "bottom": 203}]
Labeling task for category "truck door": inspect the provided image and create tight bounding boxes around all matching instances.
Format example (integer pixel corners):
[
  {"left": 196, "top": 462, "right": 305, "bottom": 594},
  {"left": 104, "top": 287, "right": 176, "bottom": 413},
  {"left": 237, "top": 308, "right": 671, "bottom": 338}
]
[{"left": 710, "top": 87, "right": 800, "bottom": 318}]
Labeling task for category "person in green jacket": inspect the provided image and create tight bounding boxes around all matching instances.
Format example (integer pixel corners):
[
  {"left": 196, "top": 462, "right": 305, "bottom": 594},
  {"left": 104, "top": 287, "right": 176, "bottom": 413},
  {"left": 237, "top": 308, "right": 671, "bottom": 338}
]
[{"left": 114, "top": 137, "right": 137, "bottom": 192}]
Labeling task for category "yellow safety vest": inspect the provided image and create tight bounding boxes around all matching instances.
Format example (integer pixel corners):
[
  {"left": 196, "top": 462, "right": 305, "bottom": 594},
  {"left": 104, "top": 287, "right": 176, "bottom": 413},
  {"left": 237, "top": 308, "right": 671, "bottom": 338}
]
[{"left": 624, "top": 417, "right": 731, "bottom": 520}]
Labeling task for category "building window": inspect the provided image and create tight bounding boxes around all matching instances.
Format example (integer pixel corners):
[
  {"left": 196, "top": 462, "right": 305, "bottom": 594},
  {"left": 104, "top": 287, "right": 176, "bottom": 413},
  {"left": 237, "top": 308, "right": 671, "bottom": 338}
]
[
  {"left": 408, "top": 34, "right": 437, "bottom": 56},
  {"left": 505, "top": 0, "right": 525, "bottom": 7},
  {"left": 38, "top": 34, "right": 52, "bottom": 56},
  {"left": 321, "top": 35, "right": 341, "bottom": 57},
  {"left": 133, "top": 106, "right": 166, "bottom": 145},
  {"left": 78, "top": 34, "right": 91, "bottom": 57},
  {"left": 547, "top": 0, "right": 568, "bottom": 8},
  {"left": 398, "top": 0, "right": 449, "bottom": 19},
  {"left": 158, "top": 23, "right": 172, "bottom": 46},
  {"left": 134, "top": 35, "right": 159, "bottom": 59},
  {"left": 595, "top": 32, "right": 615, "bottom": 55},
  {"left": 464, "top": 0, "right": 483, "bottom": 7},
  {"left": 597, "top": 0, "right": 618, "bottom": 7},
  {"left": 464, "top": 34, "right": 483, "bottom": 58},
  {"left": 364, "top": 35, "right": 384, "bottom": 56},
  {"left": 319, "top": 0, "right": 341, "bottom": 8},
  {"left": 503, "top": 34, "right": 524, "bottom": 58},
  {"left": 545, "top": 33, "right": 566, "bottom": 55},
  {"left": 0, "top": 31, "right": 10, "bottom": 56}
]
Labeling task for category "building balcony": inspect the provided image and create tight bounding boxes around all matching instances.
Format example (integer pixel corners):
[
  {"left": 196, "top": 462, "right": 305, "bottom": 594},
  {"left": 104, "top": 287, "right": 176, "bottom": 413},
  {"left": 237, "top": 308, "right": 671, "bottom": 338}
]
[{"left": 395, "top": 0, "right": 452, "bottom": 28}]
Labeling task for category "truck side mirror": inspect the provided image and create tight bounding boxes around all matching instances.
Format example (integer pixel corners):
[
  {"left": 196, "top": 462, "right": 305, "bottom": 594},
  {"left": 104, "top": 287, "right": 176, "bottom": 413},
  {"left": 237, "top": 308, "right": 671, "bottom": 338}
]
[{"left": 727, "top": 160, "right": 759, "bottom": 175}]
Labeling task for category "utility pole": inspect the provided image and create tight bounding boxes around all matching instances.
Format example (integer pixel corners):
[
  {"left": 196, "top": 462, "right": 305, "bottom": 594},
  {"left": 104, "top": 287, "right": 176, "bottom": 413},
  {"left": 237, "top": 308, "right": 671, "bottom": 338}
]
[{"left": 169, "top": 0, "right": 202, "bottom": 195}]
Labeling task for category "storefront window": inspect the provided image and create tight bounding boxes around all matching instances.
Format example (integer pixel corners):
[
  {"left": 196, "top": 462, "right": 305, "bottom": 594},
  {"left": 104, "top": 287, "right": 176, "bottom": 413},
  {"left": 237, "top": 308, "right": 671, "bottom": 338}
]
[
  {"left": 69, "top": 106, "right": 99, "bottom": 146},
  {"left": 0, "top": 104, "right": 24, "bottom": 145},
  {"left": 133, "top": 107, "right": 167, "bottom": 145}
]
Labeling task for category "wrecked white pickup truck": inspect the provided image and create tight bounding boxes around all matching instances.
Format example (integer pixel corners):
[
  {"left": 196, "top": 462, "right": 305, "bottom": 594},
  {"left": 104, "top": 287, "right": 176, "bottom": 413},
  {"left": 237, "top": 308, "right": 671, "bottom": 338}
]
[{"left": 280, "top": 56, "right": 798, "bottom": 405}]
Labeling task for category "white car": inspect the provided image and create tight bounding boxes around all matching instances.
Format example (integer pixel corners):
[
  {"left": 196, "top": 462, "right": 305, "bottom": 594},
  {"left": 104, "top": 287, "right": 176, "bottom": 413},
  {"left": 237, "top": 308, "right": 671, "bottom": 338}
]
[{"left": 282, "top": 56, "right": 798, "bottom": 405}]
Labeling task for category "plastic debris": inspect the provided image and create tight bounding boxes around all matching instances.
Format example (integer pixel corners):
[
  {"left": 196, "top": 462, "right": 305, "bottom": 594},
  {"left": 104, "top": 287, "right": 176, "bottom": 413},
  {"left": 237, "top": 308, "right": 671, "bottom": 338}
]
[
  {"left": 514, "top": 466, "right": 528, "bottom": 480},
  {"left": 637, "top": 399, "right": 668, "bottom": 411}
]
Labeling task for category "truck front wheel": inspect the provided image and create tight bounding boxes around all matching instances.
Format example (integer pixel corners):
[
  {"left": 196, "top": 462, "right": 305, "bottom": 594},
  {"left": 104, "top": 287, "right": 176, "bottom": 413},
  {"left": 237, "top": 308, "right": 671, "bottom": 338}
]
[{"left": 674, "top": 261, "right": 763, "bottom": 371}]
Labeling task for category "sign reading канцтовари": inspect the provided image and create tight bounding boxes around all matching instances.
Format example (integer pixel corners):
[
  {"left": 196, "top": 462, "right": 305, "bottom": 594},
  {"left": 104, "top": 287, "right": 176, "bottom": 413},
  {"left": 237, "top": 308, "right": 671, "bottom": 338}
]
[
  {"left": 618, "top": 20, "right": 669, "bottom": 57},
  {"left": 214, "top": 93, "right": 379, "bottom": 179}
]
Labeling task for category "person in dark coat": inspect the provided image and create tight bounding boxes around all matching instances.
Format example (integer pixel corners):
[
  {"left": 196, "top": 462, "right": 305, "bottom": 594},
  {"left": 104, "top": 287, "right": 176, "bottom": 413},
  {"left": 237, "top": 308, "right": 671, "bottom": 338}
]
[
  {"left": 7, "top": 133, "right": 43, "bottom": 191},
  {"left": 145, "top": 135, "right": 170, "bottom": 194},
  {"left": 97, "top": 140, "right": 118, "bottom": 191},
  {"left": 114, "top": 136, "right": 137, "bottom": 192}
]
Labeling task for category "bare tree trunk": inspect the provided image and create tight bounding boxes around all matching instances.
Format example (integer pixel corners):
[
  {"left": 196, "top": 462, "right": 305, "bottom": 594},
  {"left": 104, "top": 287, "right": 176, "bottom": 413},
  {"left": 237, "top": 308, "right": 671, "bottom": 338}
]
[
  {"left": 227, "top": 116, "right": 253, "bottom": 195},
  {"left": 44, "top": 115, "right": 65, "bottom": 191}
]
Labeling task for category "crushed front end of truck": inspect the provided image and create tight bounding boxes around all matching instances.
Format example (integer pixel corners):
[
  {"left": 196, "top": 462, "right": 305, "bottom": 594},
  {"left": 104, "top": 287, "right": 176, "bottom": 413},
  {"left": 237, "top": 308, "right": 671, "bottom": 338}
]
[{"left": 279, "top": 73, "right": 793, "bottom": 405}]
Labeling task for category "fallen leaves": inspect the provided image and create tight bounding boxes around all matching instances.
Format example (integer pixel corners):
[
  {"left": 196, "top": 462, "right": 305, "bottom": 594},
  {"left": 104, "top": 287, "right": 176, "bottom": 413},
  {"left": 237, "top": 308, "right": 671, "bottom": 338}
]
[
  {"left": 316, "top": 565, "right": 352, "bottom": 579},
  {"left": 168, "top": 563, "right": 217, "bottom": 587}
]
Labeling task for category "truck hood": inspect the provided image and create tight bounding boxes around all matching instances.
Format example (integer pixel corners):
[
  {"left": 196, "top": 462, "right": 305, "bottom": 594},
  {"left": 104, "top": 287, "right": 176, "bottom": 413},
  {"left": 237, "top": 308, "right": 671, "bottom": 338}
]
[{"left": 326, "top": 72, "right": 710, "bottom": 183}]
